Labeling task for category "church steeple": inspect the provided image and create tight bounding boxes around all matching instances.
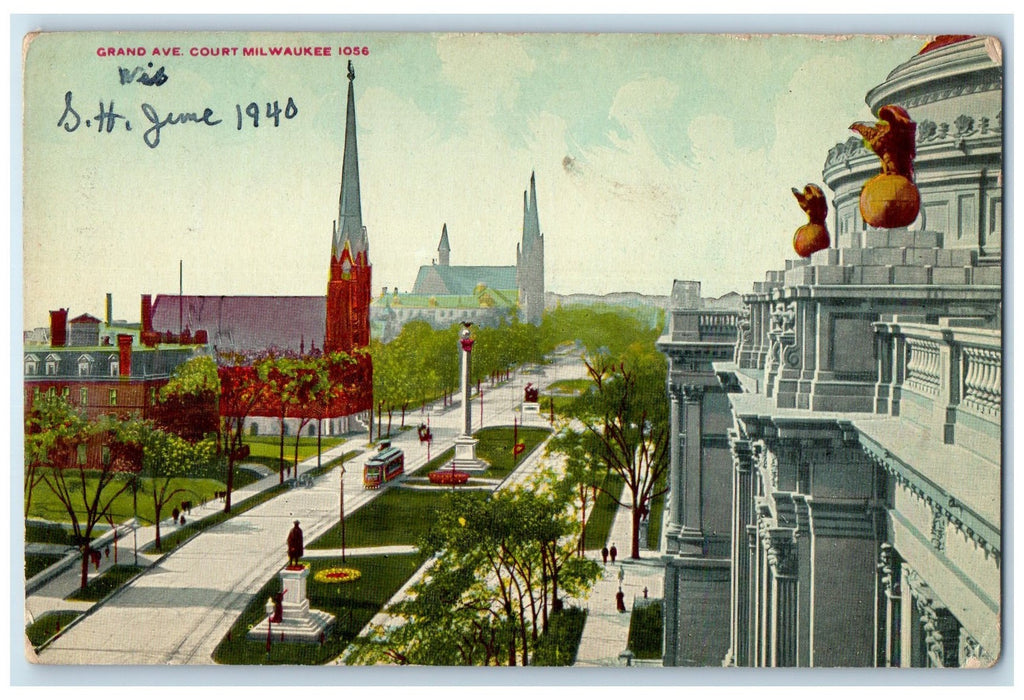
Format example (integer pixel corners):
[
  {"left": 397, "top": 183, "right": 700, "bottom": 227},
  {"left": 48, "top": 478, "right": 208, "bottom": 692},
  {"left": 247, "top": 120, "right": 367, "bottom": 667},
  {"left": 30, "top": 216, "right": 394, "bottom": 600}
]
[
  {"left": 438, "top": 223, "right": 451, "bottom": 267},
  {"left": 522, "top": 171, "right": 541, "bottom": 254},
  {"left": 517, "top": 171, "right": 545, "bottom": 325},
  {"left": 334, "top": 60, "right": 367, "bottom": 263}
]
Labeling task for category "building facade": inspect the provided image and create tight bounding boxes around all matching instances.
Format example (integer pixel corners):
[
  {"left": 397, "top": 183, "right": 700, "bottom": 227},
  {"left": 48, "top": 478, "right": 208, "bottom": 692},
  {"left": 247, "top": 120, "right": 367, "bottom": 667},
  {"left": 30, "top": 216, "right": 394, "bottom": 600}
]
[{"left": 660, "top": 36, "right": 1001, "bottom": 668}]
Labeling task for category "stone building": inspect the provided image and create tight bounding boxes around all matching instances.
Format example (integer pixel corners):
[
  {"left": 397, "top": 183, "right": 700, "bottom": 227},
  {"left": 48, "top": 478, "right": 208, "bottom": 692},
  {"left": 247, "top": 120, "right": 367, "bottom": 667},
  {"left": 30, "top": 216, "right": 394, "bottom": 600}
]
[
  {"left": 659, "top": 36, "right": 1001, "bottom": 668},
  {"left": 372, "top": 172, "right": 547, "bottom": 340}
]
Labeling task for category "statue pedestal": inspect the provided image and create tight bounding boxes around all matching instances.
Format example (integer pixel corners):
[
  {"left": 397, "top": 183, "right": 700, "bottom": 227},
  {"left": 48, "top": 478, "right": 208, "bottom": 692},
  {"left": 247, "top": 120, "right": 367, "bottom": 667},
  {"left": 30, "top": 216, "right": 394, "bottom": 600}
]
[
  {"left": 451, "top": 434, "right": 487, "bottom": 473},
  {"left": 247, "top": 566, "right": 335, "bottom": 644},
  {"left": 522, "top": 401, "right": 541, "bottom": 417}
]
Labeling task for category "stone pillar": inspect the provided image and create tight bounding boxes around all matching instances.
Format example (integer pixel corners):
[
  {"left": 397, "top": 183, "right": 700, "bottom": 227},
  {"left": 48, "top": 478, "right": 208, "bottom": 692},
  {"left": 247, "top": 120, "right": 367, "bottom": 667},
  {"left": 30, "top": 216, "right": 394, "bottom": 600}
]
[
  {"left": 878, "top": 542, "right": 902, "bottom": 667},
  {"left": 746, "top": 524, "right": 759, "bottom": 667},
  {"left": 678, "top": 384, "right": 705, "bottom": 551},
  {"left": 460, "top": 327, "right": 474, "bottom": 436},
  {"left": 767, "top": 528, "right": 798, "bottom": 667},
  {"left": 664, "top": 386, "right": 683, "bottom": 553},
  {"left": 729, "top": 435, "right": 754, "bottom": 666}
]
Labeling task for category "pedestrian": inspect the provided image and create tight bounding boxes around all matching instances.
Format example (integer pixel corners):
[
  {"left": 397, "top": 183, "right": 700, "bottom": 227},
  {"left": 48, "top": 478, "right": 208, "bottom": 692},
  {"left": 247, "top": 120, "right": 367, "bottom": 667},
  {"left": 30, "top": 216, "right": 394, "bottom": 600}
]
[
  {"left": 616, "top": 588, "right": 626, "bottom": 613},
  {"left": 618, "top": 566, "right": 625, "bottom": 585},
  {"left": 601, "top": 546, "right": 609, "bottom": 565},
  {"left": 610, "top": 543, "right": 618, "bottom": 563},
  {"left": 643, "top": 586, "right": 649, "bottom": 599}
]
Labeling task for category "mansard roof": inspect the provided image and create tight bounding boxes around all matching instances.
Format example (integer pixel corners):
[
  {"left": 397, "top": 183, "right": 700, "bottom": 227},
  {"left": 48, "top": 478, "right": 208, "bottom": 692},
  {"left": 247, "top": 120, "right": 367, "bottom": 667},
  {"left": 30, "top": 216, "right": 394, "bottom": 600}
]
[{"left": 151, "top": 295, "right": 325, "bottom": 353}]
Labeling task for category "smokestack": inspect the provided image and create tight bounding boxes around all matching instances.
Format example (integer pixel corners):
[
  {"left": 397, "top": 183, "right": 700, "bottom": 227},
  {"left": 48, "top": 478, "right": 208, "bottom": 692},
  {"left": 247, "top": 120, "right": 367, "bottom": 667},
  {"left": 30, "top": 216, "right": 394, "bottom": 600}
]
[
  {"left": 117, "top": 334, "right": 133, "bottom": 378},
  {"left": 49, "top": 309, "right": 68, "bottom": 347},
  {"left": 141, "top": 295, "right": 153, "bottom": 333},
  {"left": 106, "top": 293, "right": 112, "bottom": 326}
]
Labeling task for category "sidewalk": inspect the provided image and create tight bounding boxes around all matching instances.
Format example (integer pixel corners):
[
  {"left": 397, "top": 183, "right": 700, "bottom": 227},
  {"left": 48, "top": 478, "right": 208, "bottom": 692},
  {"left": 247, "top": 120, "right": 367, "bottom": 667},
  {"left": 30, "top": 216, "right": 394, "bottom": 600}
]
[
  {"left": 24, "top": 437, "right": 367, "bottom": 626},
  {"left": 572, "top": 489, "right": 665, "bottom": 667}
]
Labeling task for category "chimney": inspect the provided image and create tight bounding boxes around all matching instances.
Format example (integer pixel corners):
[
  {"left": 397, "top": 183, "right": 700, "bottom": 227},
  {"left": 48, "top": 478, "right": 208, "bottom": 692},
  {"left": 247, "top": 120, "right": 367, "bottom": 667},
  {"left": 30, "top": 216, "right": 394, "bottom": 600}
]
[
  {"left": 50, "top": 309, "right": 68, "bottom": 347},
  {"left": 117, "top": 334, "right": 133, "bottom": 378},
  {"left": 106, "top": 293, "right": 113, "bottom": 326},
  {"left": 141, "top": 294, "right": 153, "bottom": 332}
]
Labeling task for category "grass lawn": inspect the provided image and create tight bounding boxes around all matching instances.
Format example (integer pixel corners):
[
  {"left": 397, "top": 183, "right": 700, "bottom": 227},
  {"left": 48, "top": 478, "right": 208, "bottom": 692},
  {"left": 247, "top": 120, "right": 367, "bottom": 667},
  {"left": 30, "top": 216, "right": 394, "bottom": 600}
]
[
  {"left": 627, "top": 600, "right": 663, "bottom": 659},
  {"left": 584, "top": 472, "right": 625, "bottom": 551},
  {"left": 474, "top": 426, "right": 551, "bottom": 479},
  {"left": 66, "top": 564, "right": 145, "bottom": 602},
  {"left": 647, "top": 483, "right": 667, "bottom": 550},
  {"left": 212, "top": 552, "right": 426, "bottom": 665},
  {"left": 244, "top": 435, "right": 345, "bottom": 463},
  {"left": 25, "top": 552, "right": 66, "bottom": 580},
  {"left": 309, "top": 488, "right": 443, "bottom": 549},
  {"left": 27, "top": 476, "right": 227, "bottom": 527},
  {"left": 25, "top": 521, "right": 78, "bottom": 546},
  {"left": 26, "top": 610, "right": 82, "bottom": 648},
  {"left": 531, "top": 607, "right": 588, "bottom": 666},
  {"left": 544, "top": 378, "right": 591, "bottom": 395}
]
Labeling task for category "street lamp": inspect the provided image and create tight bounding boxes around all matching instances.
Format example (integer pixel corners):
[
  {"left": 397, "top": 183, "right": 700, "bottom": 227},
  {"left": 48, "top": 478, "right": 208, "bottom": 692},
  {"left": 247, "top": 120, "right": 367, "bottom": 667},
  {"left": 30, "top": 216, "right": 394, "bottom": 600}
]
[{"left": 128, "top": 517, "right": 138, "bottom": 566}]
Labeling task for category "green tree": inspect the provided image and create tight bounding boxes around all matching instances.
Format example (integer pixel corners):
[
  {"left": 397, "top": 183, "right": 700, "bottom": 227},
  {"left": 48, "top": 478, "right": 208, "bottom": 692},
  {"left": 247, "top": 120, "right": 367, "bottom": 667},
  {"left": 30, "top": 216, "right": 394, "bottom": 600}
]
[
  {"left": 24, "top": 392, "right": 89, "bottom": 517},
  {"left": 154, "top": 355, "right": 220, "bottom": 442},
  {"left": 565, "top": 345, "right": 670, "bottom": 559},
  {"left": 38, "top": 411, "right": 141, "bottom": 589}
]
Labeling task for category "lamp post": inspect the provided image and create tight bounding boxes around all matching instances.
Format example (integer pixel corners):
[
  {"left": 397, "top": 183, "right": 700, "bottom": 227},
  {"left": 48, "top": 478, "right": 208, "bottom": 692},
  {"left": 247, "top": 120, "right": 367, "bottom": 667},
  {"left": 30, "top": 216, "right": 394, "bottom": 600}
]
[
  {"left": 339, "top": 461, "right": 347, "bottom": 563},
  {"left": 265, "top": 597, "right": 274, "bottom": 653}
]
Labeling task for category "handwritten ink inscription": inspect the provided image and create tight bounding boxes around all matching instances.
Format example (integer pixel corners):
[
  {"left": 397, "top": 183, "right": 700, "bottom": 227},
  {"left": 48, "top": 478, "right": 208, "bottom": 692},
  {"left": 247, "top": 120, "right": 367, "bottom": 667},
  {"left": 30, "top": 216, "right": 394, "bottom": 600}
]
[
  {"left": 119, "top": 63, "right": 169, "bottom": 87},
  {"left": 57, "top": 91, "right": 298, "bottom": 149}
]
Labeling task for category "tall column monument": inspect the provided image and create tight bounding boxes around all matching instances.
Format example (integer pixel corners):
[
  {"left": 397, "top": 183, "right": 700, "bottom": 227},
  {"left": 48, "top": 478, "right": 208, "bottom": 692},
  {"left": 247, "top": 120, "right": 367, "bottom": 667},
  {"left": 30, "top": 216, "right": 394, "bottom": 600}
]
[{"left": 451, "top": 323, "right": 486, "bottom": 472}]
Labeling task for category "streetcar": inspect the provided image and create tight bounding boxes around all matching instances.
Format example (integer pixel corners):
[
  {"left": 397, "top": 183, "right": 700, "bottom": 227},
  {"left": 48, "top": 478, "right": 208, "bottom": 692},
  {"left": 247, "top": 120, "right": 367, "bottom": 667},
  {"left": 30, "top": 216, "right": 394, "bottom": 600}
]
[{"left": 363, "top": 440, "right": 405, "bottom": 488}]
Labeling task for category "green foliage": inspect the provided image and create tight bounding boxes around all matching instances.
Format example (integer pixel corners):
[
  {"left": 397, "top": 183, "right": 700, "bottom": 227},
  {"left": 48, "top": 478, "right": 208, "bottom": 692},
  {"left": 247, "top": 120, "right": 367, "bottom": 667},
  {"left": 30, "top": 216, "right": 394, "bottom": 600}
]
[
  {"left": 213, "top": 553, "right": 426, "bottom": 665},
  {"left": 582, "top": 472, "right": 625, "bottom": 551},
  {"left": 627, "top": 600, "right": 664, "bottom": 659},
  {"left": 351, "top": 479, "right": 600, "bottom": 666},
  {"left": 65, "top": 564, "right": 145, "bottom": 602},
  {"left": 530, "top": 607, "right": 588, "bottom": 666},
  {"left": 24, "top": 393, "right": 91, "bottom": 515},
  {"left": 25, "top": 521, "right": 77, "bottom": 546},
  {"left": 309, "top": 488, "right": 444, "bottom": 549},
  {"left": 159, "top": 355, "right": 220, "bottom": 400},
  {"left": 26, "top": 610, "right": 82, "bottom": 648},
  {"left": 25, "top": 552, "right": 65, "bottom": 580}
]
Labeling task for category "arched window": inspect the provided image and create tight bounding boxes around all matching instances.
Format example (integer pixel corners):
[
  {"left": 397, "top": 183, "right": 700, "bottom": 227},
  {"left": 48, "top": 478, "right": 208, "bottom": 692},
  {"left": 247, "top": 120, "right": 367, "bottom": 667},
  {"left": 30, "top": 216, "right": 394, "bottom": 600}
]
[
  {"left": 78, "top": 354, "right": 93, "bottom": 376},
  {"left": 108, "top": 354, "right": 119, "bottom": 377},
  {"left": 45, "top": 355, "right": 60, "bottom": 375},
  {"left": 24, "top": 354, "right": 38, "bottom": 376}
]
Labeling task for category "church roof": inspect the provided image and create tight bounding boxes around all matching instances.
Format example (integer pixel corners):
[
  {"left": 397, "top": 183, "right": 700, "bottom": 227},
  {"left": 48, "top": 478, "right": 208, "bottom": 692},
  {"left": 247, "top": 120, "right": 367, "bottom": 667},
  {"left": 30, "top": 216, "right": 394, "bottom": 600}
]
[
  {"left": 151, "top": 295, "right": 325, "bottom": 353},
  {"left": 411, "top": 264, "right": 517, "bottom": 296}
]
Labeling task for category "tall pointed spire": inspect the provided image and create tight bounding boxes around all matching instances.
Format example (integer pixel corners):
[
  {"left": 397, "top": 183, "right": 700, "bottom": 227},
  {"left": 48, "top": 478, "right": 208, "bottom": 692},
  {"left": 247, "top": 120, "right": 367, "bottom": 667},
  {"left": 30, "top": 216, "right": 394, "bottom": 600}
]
[
  {"left": 334, "top": 60, "right": 366, "bottom": 261},
  {"left": 522, "top": 171, "right": 541, "bottom": 253},
  {"left": 438, "top": 223, "right": 451, "bottom": 266}
]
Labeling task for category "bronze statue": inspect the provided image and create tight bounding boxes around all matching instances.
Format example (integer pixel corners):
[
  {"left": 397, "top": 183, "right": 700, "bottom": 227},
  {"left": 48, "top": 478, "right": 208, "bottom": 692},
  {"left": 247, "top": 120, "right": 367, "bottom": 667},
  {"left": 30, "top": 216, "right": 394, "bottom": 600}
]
[
  {"left": 850, "top": 104, "right": 921, "bottom": 228},
  {"left": 791, "top": 184, "right": 830, "bottom": 257},
  {"left": 287, "top": 520, "right": 304, "bottom": 568}
]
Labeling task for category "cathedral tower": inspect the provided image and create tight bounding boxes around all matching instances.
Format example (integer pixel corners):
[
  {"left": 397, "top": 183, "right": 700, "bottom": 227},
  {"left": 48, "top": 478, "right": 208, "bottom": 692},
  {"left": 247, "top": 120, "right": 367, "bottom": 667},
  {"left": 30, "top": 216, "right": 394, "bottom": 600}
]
[
  {"left": 437, "top": 223, "right": 451, "bottom": 267},
  {"left": 326, "top": 61, "right": 372, "bottom": 355},
  {"left": 516, "top": 172, "right": 545, "bottom": 325}
]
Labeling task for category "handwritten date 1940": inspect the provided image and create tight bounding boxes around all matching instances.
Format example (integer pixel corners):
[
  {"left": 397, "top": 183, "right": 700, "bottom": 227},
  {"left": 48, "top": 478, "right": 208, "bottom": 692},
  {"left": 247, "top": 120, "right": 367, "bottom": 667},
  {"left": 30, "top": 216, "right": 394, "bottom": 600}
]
[{"left": 56, "top": 92, "right": 299, "bottom": 148}]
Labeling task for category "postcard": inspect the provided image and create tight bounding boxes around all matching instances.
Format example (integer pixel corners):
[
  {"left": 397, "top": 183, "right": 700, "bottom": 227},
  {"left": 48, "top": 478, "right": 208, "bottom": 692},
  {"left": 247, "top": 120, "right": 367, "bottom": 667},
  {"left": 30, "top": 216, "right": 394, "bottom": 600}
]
[{"left": 20, "top": 30, "right": 1003, "bottom": 669}]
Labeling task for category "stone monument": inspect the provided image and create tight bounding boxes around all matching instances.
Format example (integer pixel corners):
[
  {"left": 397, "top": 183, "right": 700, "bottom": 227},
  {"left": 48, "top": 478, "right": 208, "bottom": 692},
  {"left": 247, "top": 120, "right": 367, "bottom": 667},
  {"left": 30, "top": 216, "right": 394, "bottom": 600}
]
[
  {"left": 522, "top": 382, "right": 541, "bottom": 417},
  {"left": 451, "top": 323, "right": 486, "bottom": 472},
  {"left": 247, "top": 522, "right": 335, "bottom": 644}
]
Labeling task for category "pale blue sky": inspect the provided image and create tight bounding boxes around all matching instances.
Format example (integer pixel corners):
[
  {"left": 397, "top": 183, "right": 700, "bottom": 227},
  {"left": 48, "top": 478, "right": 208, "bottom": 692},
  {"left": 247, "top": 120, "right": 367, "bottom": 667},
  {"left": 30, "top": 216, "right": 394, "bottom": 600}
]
[{"left": 23, "top": 31, "right": 926, "bottom": 328}]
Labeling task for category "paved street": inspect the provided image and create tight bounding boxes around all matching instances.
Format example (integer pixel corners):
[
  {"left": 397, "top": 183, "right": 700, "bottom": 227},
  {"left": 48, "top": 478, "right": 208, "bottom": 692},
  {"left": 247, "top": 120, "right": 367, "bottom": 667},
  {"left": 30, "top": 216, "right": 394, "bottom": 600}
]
[{"left": 30, "top": 354, "right": 586, "bottom": 665}]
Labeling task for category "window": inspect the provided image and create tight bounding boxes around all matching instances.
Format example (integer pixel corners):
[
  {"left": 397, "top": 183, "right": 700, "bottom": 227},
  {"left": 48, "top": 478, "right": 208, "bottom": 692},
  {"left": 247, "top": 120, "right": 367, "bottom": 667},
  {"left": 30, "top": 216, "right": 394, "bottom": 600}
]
[
  {"left": 109, "top": 389, "right": 117, "bottom": 406},
  {"left": 77, "top": 444, "right": 87, "bottom": 465},
  {"left": 102, "top": 446, "right": 111, "bottom": 466},
  {"left": 24, "top": 356, "right": 38, "bottom": 375},
  {"left": 80, "top": 387, "right": 88, "bottom": 406},
  {"left": 109, "top": 360, "right": 119, "bottom": 377},
  {"left": 149, "top": 388, "right": 157, "bottom": 406},
  {"left": 45, "top": 356, "right": 59, "bottom": 375},
  {"left": 62, "top": 387, "right": 70, "bottom": 399},
  {"left": 78, "top": 355, "right": 93, "bottom": 376}
]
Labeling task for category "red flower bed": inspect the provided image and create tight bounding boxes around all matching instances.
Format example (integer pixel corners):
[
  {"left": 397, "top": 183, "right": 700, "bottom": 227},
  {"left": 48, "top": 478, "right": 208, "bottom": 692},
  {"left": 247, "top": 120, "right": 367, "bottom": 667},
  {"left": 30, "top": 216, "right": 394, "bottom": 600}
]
[{"left": 428, "top": 470, "right": 470, "bottom": 485}]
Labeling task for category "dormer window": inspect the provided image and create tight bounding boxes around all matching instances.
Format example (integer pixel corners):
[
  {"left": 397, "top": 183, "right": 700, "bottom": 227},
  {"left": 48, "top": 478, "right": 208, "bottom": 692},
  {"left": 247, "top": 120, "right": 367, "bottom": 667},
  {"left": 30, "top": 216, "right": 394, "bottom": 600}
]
[
  {"left": 24, "top": 354, "right": 38, "bottom": 376},
  {"left": 45, "top": 354, "right": 59, "bottom": 375},
  {"left": 108, "top": 354, "right": 119, "bottom": 377},
  {"left": 78, "top": 354, "right": 94, "bottom": 376}
]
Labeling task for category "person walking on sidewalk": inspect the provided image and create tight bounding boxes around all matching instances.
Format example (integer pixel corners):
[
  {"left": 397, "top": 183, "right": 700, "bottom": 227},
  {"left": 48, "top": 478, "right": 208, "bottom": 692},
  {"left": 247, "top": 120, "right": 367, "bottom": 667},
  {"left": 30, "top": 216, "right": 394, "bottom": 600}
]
[
  {"left": 610, "top": 543, "right": 618, "bottom": 563},
  {"left": 601, "top": 546, "right": 609, "bottom": 565},
  {"left": 616, "top": 588, "right": 626, "bottom": 613}
]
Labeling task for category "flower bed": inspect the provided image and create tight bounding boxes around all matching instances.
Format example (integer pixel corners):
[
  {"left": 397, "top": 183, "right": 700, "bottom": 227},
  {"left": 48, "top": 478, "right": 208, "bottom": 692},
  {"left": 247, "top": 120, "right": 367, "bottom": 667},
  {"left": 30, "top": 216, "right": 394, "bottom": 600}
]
[
  {"left": 428, "top": 470, "right": 470, "bottom": 485},
  {"left": 313, "top": 567, "right": 362, "bottom": 584}
]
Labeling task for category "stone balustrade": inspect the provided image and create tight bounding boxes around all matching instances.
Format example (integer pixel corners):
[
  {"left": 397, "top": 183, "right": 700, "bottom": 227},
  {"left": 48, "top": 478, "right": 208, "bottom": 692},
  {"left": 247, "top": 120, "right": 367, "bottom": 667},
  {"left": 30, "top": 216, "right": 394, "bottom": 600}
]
[{"left": 874, "top": 316, "right": 1000, "bottom": 452}]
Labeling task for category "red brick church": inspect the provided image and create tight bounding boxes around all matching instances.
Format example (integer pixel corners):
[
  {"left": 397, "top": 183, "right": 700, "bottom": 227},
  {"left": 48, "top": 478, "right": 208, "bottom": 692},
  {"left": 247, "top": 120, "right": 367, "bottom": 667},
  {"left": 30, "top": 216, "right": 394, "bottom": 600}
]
[{"left": 148, "top": 61, "right": 373, "bottom": 436}]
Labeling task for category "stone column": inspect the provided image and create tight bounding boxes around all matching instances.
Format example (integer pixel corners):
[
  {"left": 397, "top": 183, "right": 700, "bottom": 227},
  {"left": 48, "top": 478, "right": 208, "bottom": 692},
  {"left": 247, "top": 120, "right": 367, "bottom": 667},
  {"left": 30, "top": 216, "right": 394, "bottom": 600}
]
[
  {"left": 729, "top": 435, "right": 754, "bottom": 666},
  {"left": 878, "top": 542, "right": 902, "bottom": 667},
  {"left": 678, "top": 384, "right": 705, "bottom": 551},
  {"left": 767, "top": 528, "right": 798, "bottom": 667},
  {"left": 460, "top": 327, "right": 474, "bottom": 436},
  {"left": 664, "top": 385, "right": 683, "bottom": 553}
]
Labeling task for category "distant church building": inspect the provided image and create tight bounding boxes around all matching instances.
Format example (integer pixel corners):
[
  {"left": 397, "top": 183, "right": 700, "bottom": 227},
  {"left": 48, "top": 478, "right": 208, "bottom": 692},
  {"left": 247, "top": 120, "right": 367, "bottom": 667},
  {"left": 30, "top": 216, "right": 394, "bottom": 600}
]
[
  {"left": 373, "top": 173, "right": 546, "bottom": 340},
  {"left": 148, "top": 61, "right": 373, "bottom": 435}
]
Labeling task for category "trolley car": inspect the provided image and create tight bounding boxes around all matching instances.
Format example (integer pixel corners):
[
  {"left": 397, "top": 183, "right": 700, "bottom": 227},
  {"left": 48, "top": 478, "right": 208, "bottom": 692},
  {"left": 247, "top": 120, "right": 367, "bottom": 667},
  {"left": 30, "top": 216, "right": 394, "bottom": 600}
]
[{"left": 363, "top": 440, "right": 405, "bottom": 488}]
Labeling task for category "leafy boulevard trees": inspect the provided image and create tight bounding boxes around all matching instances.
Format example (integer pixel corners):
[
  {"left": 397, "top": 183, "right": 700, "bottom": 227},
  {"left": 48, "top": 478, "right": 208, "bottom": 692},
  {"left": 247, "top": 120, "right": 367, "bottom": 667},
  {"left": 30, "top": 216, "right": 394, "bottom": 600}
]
[{"left": 349, "top": 469, "right": 600, "bottom": 666}]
